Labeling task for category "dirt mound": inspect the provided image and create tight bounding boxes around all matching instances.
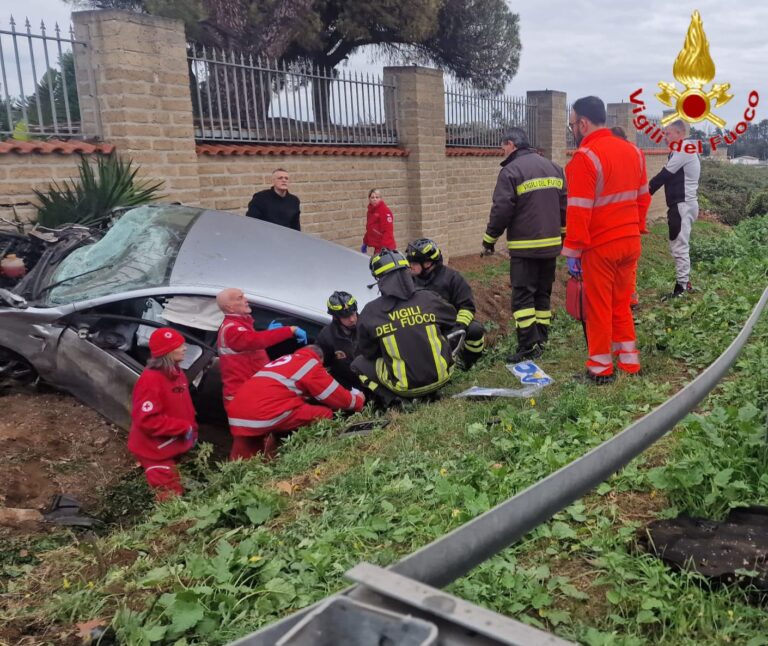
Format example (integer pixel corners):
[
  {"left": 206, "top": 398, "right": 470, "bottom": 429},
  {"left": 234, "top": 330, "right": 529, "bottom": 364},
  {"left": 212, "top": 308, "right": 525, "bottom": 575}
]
[
  {"left": 448, "top": 253, "right": 567, "bottom": 344},
  {"left": 0, "top": 391, "right": 134, "bottom": 519}
]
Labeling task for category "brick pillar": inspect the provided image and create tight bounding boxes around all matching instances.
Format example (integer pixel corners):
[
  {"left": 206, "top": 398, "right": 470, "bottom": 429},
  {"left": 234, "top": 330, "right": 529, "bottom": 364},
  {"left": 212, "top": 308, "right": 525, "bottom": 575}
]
[
  {"left": 607, "top": 102, "right": 638, "bottom": 144},
  {"left": 527, "top": 90, "right": 567, "bottom": 167},
  {"left": 72, "top": 10, "right": 200, "bottom": 205},
  {"left": 383, "top": 66, "right": 447, "bottom": 246}
]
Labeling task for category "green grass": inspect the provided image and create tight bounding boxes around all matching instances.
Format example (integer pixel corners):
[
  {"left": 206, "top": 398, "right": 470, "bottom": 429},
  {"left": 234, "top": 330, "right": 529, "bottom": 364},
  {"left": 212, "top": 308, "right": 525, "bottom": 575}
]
[{"left": 3, "top": 217, "right": 768, "bottom": 645}]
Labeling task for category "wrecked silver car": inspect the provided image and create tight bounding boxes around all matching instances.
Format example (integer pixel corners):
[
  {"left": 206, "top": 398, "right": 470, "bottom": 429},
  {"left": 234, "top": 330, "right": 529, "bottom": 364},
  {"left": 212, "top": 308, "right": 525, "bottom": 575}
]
[{"left": 0, "top": 205, "right": 373, "bottom": 429}]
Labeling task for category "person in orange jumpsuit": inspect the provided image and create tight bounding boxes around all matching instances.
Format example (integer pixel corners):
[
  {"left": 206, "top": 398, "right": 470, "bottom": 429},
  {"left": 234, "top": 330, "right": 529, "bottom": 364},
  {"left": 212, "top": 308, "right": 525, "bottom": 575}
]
[{"left": 563, "top": 96, "right": 651, "bottom": 384}]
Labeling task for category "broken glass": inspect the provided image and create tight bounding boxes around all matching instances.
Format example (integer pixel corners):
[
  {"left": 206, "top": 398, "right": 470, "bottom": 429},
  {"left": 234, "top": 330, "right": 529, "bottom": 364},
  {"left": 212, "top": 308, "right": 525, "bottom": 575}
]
[{"left": 45, "top": 205, "right": 201, "bottom": 305}]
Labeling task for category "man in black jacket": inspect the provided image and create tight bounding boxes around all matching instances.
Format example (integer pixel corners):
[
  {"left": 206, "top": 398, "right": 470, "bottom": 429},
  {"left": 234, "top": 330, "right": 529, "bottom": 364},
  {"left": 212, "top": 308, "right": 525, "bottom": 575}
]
[
  {"left": 316, "top": 291, "right": 360, "bottom": 391},
  {"left": 352, "top": 249, "right": 457, "bottom": 406},
  {"left": 406, "top": 238, "right": 485, "bottom": 368},
  {"left": 481, "top": 127, "right": 567, "bottom": 363},
  {"left": 246, "top": 168, "right": 301, "bottom": 231}
]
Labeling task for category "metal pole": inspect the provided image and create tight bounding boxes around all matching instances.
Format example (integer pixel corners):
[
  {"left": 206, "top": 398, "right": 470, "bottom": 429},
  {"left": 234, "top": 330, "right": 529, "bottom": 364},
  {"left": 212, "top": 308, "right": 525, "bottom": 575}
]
[
  {"left": 0, "top": 26, "right": 15, "bottom": 133},
  {"left": 55, "top": 23, "right": 73, "bottom": 134},
  {"left": 231, "top": 50, "right": 243, "bottom": 141},
  {"left": 248, "top": 54, "right": 259, "bottom": 140},
  {"left": 39, "top": 21, "right": 58, "bottom": 135},
  {"left": 191, "top": 46, "right": 205, "bottom": 140},
  {"left": 222, "top": 48, "right": 234, "bottom": 140},
  {"left": 391, "top": 287, "right": 768, "bottom": 589},
  {"left": 212, "top": 48, "right": 226, "bottom": 140},
  {"left": 202, "top": 47, "right": 216, "bottom": 140},
  {"left": 10, "top": 17, "right": 29, "bottom": 127},
  {"left": 25, "top": 18, "right": 45, "bottom": 133}
]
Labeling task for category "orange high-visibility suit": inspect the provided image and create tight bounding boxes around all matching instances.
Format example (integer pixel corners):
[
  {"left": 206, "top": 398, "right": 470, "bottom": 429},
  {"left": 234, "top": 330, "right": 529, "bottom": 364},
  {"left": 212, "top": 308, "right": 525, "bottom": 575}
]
[{"left": 562, "top": 129, "right": 651, "bottom": 377}]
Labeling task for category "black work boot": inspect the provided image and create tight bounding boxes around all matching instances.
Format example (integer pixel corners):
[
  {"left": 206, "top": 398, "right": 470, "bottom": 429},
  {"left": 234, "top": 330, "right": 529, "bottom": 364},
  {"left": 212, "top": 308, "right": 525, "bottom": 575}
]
[
  {"left": 506, "top": 343, "right": 544, "bottom": 364},
  {"left": 663, "top": 281, "right": 692, "bottom": 301}
]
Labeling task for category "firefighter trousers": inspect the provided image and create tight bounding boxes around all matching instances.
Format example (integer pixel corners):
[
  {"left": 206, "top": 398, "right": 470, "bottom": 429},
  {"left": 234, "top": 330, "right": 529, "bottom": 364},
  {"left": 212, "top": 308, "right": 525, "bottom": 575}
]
[
  {"left": 509, "top": 256, "right": 557, "bottom": 349},
  {"left": 459, "top": 320, "right": 485, "bottom": 368},
  {"left": 582, "top": 236, "right": 642, "bottom": 377}
]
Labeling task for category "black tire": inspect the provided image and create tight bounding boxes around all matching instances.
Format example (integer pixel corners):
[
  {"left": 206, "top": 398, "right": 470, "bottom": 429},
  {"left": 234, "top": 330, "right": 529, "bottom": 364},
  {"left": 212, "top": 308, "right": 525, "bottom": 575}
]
[{"left": 0, "top": 347, "right": 38, "bottom": 389}]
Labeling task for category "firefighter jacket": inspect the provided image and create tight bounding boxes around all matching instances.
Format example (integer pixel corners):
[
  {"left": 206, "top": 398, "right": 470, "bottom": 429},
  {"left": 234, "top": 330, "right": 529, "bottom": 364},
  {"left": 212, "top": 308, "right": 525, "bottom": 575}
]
[
  {"left": 563, "top": 129, "right": 651, "bottom": 257},
  {"left": 128, "top": 368, "right": 198, "bottom": 461},
  {"left": 228, "top": 347, "right": 365, "bottom": 437},
  {"left": 316, "top": 320, "right": 358, "bottom": 390},
  {"left": 363, "top": 200, "right": 397, "bottom": 251},
  {"left": 414, "top": 262, "right": 476, "bottom": 328},
  {"left": 356, "top": 288, "right": 457, "bottom": 396},
  {"left": 483, "top": 147, "right": 567, "bottom": 259},
  {"left": 217, "top": 314, "right": 294, "bottom": 400}
]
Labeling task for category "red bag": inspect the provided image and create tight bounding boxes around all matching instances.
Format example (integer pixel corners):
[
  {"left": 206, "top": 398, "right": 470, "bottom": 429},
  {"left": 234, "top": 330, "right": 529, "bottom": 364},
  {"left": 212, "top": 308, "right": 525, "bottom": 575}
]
[{"left": 565, "top": 276, "right": 585, "bottom": 321}]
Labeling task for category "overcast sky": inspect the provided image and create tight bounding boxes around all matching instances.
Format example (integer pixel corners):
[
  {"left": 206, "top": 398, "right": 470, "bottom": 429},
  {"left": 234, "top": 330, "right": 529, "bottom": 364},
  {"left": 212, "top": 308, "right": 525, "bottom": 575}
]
[{"left": 4, "top": 0, "right": 764, "bottom": 129}]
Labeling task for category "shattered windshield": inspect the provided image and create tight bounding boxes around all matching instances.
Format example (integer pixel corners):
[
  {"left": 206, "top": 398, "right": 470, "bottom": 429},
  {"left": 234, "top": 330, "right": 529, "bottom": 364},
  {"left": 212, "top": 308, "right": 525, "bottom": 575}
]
[{"left": 45, "top": 205, "right": 201, "bottom": 305}]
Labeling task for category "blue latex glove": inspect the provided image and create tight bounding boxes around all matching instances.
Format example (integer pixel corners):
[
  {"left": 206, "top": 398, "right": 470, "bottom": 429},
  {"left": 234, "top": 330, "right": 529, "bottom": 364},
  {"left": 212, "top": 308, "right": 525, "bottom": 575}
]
[
  {"left": 360, "top": 244, "right": 368, "bottom": 253},
  {"left": 184, "top": 427, "right": 194, "bottom": 442},
  {"left": 294, "top": 326, "right": 308, "bottom": 345},
  {"left": 567, "top": 257, "right": 582, "bottom": 278},
  {"left": 267, "top": 320, "right": 284, "bottom": 330}
]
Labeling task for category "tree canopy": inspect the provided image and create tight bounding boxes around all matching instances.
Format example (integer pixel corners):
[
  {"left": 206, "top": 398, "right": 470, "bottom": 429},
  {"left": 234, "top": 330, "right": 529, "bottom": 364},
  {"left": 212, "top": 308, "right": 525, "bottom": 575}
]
[{"left": 68, "top": 0, "right": 521, "bottom": 92}]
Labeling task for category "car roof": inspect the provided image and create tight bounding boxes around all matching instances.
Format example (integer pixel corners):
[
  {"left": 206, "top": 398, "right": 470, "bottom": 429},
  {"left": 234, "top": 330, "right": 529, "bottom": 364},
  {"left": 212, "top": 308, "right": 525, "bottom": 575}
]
[{"left": 170, "top": 209, "right": 376, "bottom": 319}]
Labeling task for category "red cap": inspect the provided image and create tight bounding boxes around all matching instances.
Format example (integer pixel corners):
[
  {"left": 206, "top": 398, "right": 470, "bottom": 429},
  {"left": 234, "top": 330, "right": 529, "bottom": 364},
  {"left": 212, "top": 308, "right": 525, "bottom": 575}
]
[{"left": 149, "top": 327, "right": 185, "bottom": 358}]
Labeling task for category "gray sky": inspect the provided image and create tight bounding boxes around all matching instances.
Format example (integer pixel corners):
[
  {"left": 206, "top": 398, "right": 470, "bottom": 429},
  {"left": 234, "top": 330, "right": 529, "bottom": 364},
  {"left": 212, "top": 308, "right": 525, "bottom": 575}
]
[{"left": 4, "top": 0, "right": 764, "bottom": 129}]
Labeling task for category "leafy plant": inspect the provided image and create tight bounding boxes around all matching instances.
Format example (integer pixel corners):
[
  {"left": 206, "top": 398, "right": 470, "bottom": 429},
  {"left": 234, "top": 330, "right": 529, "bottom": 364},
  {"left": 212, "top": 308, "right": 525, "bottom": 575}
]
[{"left": 33, "top": 155, "right": 164, "bottom": 229}]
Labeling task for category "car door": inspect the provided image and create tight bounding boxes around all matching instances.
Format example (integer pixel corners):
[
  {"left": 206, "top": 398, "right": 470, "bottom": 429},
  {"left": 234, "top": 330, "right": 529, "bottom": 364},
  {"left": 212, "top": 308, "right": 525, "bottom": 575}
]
[{"left": 54, "top": 294, "right": 219, "bottom": 430}]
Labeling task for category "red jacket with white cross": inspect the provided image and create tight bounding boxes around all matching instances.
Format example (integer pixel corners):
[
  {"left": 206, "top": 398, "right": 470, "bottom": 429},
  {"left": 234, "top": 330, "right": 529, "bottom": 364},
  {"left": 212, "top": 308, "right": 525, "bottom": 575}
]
[{"left": 127, "top": 368, "right": 197, "bottom": 461}]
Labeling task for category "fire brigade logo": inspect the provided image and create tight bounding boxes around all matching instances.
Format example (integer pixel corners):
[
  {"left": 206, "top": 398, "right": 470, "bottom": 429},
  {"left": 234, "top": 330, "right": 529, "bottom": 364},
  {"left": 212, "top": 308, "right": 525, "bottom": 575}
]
[
  {"left": 656, "top": 10, "right": 731, "bottom": 127},
  {"left": 141, "top": 401, "right": 154, "bottom": 412},
  {"left": 629, "top": 10, "right": 759, "bottom": 153}
]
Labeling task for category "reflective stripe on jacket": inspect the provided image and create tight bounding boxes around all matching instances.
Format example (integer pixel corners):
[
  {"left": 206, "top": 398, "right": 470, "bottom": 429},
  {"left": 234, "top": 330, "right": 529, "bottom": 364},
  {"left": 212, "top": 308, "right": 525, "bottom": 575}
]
[
  {"left": 356, "top": 288, "right": 457, "bottom": 396},
  {"left": 217, "top": 314, "right": 294, "bottom": 399},
  {"left": 228, "top": 347, "right": 363, "bottom": 436},
  {"left": 414, "top": 263, "right": 476, "bottom": 327},
  {"left": 563, "top": 129, "right": 651, "bottom": 256},
  {"left": 484, "top": 147, "right": 567, "bottom": 259}
]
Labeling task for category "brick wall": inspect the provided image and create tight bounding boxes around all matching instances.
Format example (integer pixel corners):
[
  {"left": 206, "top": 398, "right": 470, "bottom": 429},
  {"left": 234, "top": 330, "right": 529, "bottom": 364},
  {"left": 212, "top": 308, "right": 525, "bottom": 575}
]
[
  {"left": 197, "top": 154, "right": 410, "bottom": 249},
  {"left": 0, "top": 153, "right": 92, "bottom": 223}
]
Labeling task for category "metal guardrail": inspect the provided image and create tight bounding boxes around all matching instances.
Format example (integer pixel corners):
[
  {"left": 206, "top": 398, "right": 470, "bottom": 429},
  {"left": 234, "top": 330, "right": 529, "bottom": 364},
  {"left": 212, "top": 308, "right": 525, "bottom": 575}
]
[
  {"left": 445, "top": 83, "right": 536, "bottom": 148},
  {"left": 236, "top": 286, "right": 768, "bottom": 644},
  {"left": 187, "top": 45, "right": 398, "bottom": 146},
  {"left": 0, "top": 17, "right": 81, "bottom": 137}
]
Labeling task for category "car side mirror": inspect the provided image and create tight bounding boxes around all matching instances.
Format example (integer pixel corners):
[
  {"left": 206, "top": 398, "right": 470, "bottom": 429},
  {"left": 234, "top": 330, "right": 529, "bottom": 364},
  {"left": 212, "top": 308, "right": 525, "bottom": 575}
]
[{"left": 0, "top": 288, "right": 27, "bottom": 309}]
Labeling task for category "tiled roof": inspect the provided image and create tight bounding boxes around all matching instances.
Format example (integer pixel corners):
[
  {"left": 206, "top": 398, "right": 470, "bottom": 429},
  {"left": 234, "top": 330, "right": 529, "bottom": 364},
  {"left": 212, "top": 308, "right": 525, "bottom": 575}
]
[
  {"left": 445, "top": 148, "right": 503, "bottom": 156},
  {"left": 196, "top": 144, "right": 409, "bottom": 157},
  {"left": 0, "top": 140, "right": 115, "bottom": 155}
]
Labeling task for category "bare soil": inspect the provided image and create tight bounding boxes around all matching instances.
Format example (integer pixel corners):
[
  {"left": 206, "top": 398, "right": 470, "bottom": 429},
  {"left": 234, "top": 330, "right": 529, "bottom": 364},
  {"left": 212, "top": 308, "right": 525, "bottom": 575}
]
[{"left": 0, "top": 390, "right": 135, "bottom": 528}]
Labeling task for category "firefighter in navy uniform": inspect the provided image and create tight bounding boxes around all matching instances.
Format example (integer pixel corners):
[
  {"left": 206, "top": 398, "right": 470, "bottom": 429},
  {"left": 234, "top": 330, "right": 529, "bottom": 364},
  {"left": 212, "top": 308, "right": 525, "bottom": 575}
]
[
  {"left": 406, "top": 238, "right": 485, "bottom": 368},
  {"left": 351, "top": 249, "right": 457, "bottom": 406},
  {"left": 481, "top": 127, "right": 567, "bottom": 363},
  {"left": 316, "top": 291, "right": 359, "bottom": 391}
]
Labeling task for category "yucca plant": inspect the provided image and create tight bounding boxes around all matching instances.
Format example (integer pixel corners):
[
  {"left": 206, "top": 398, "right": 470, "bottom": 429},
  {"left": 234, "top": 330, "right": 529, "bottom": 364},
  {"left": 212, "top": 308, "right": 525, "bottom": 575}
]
[{"left": 33, "top": 155, "right": 164, "bottom": 228}]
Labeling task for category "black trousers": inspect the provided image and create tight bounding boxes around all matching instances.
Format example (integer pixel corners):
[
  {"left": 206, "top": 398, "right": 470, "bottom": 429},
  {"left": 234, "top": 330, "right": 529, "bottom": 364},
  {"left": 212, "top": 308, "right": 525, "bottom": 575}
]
[
  {"left": 459, "top": 320, "right": 485, "bottom": 368},
  {"left": 510, "top": 256, "right": 557, "bottom": 349}
]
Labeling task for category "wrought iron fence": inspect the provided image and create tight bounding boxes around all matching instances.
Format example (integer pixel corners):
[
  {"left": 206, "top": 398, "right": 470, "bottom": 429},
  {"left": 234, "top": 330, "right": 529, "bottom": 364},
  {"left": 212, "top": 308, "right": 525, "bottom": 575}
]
[
  {"left": 445, "top": 83, "right": 536, "bottom": 148},
  {"left": 187, "top": 45, "right": 398, "bottom": 146},
  {"left": 0, "top": 17, "right": 82, "bottom": 138}
]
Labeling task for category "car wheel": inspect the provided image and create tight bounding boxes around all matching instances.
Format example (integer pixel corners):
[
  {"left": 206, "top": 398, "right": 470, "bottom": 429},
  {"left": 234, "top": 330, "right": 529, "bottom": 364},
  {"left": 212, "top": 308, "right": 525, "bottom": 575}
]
[{"left": 0, "top": 348, "right": 38, "bottom": 389}]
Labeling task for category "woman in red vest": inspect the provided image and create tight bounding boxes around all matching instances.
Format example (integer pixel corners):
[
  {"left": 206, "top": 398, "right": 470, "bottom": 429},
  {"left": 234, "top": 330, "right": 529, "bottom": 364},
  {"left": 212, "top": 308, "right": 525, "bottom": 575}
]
[
  {"left": 362, "top": 188, "right": 397, "bottom": 254},
  {"left": 127, "top": 328, "right": 197, "bottom": 501}
]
